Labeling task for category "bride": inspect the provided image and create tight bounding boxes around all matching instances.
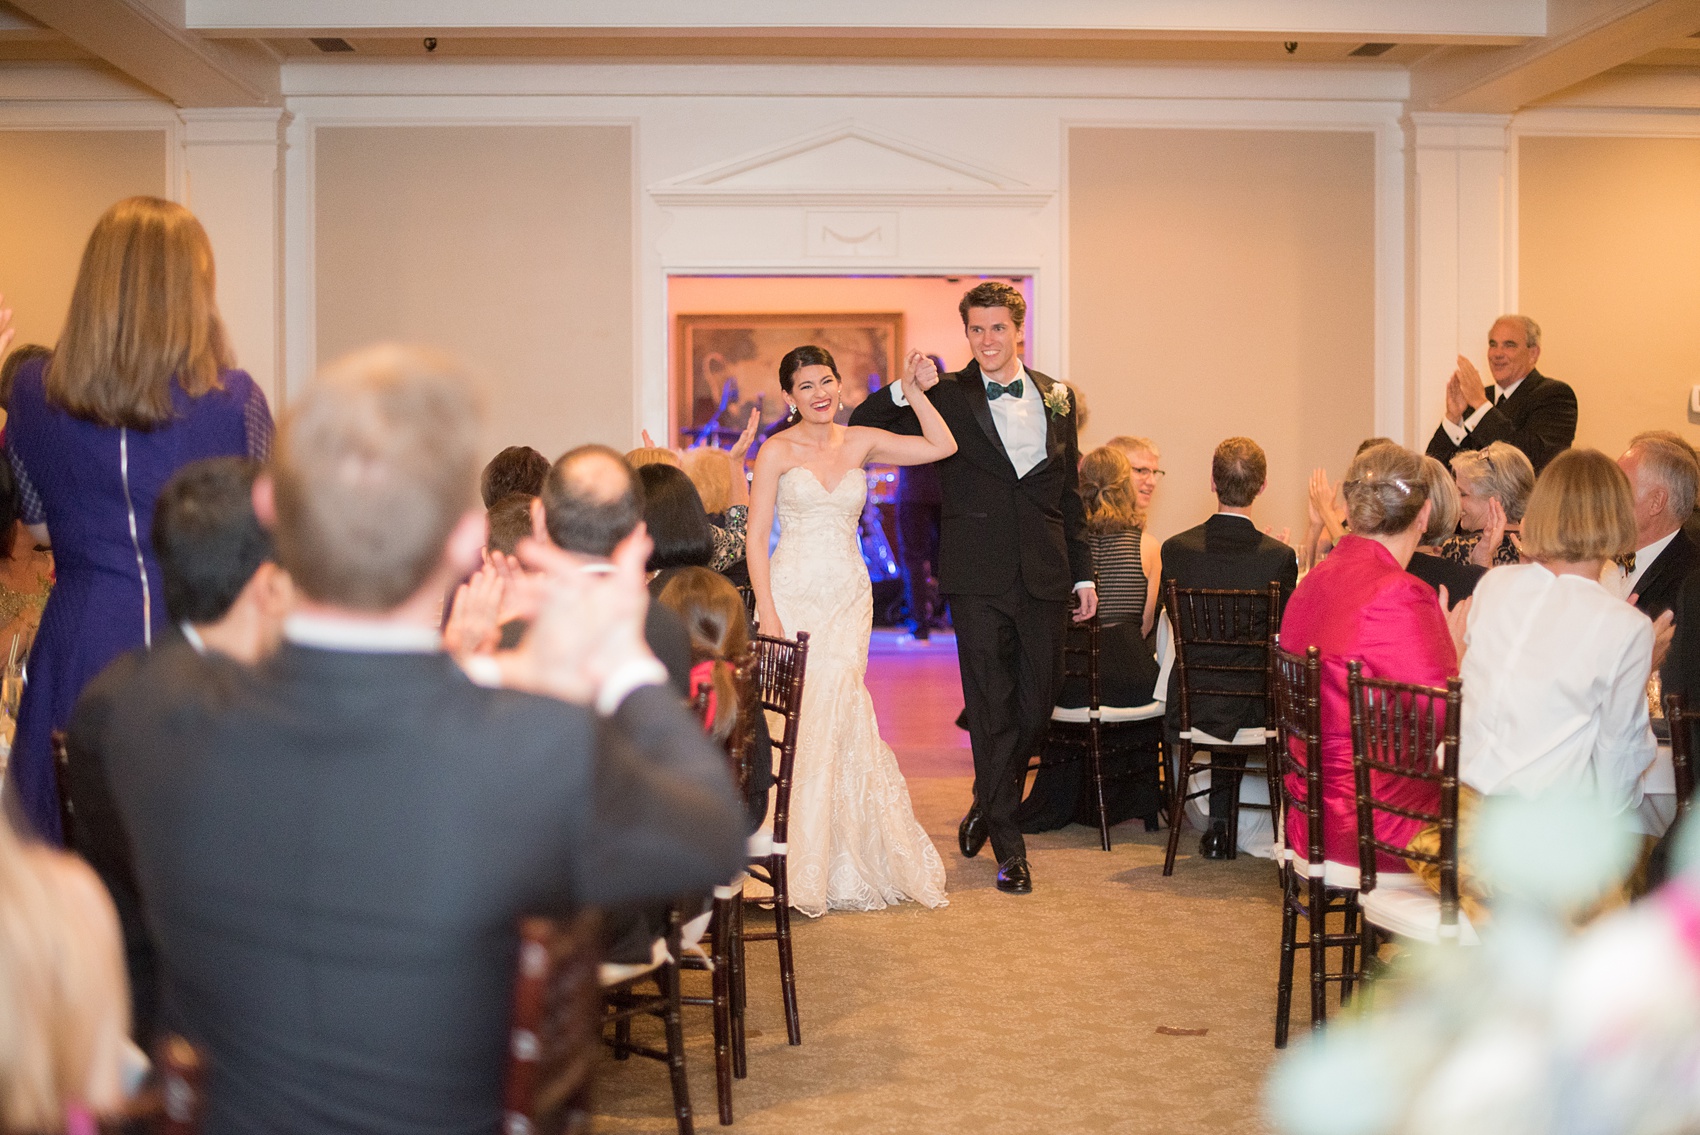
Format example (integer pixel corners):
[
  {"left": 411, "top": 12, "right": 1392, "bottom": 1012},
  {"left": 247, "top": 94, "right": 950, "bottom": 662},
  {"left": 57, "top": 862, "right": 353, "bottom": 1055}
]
[{"left": 748, "top": 345, "right": 957, "bottom": 916}]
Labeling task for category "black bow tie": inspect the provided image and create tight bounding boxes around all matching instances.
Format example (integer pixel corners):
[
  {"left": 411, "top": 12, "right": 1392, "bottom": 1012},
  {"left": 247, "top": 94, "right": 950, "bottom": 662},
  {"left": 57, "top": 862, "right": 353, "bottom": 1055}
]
[{"left": 985, "top": 378, "right": 1024, "bottom": 401}]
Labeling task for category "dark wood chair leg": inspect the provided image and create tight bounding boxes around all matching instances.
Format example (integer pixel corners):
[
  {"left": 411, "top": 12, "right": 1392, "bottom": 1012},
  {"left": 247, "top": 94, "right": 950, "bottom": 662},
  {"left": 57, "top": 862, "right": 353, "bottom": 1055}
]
[
  {"left": 1162, "top": 740, "right": 1195, "bottom": 875},
  {"left": 660, "top": 962, "right": 694, "bottom": 1135},
  {"left": 613, "top": 994, "right": 632, "bottom": 1059},
  {"left": 771, "top": 858, "right": 802, "bottom": 1045},
  {"left": 731, "top": 895, "right": 748, "bottom": 1078},
  {"left": 1306, "top": 875, "right": 1328, "bottom": 1032},
  {"left": 1274, "top": 880, "right": 1298, "bottom": 1049},
  {"left": 1089, "top": 724, "right": 1112, "bottom": 852},
  {"left": 710, "top": 897, "right": 734, "bottom": 1125},
  {"left": 1339, "top": 898, "right": 1360, "bottom": 1004},
  {"left": 1223, "top": 761, "right": 1242, "bottom": 861}
]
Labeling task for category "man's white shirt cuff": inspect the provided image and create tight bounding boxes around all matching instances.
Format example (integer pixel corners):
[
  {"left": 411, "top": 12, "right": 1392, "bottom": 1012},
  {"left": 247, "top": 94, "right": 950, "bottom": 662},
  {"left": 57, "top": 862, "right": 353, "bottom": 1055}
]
[
  {"left": 1074, "top": 581, "right": 1096, "bottom": 593},
  {"left": 597, "top": 658, "right": 669, "bottom": 716},
  {"left": 1442, "top": 401, "right": 1492, "bottom": 444},
  {"left": 889, "top": 381, "right": 910, "bottom": 408}
]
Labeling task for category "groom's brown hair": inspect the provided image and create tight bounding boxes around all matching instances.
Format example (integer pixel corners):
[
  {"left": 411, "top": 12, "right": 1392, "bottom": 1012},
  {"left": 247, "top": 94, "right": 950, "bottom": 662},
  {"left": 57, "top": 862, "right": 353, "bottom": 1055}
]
[{"left": 958, "top": 281, "right": 1026, "bottom": 329}]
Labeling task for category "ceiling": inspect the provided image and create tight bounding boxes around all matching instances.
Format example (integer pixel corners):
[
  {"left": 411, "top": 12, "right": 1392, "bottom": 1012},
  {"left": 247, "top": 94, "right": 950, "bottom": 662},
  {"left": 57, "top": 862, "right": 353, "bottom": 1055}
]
[{"left": 0, "top": 0, "right": 1697, "bottom": 111}]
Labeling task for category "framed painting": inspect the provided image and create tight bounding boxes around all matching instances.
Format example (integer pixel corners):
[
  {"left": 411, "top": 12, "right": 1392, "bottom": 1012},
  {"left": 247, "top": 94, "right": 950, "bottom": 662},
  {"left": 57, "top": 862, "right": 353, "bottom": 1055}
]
[{"left": 673, "top": 312, "right": 905, "bottom": 448}]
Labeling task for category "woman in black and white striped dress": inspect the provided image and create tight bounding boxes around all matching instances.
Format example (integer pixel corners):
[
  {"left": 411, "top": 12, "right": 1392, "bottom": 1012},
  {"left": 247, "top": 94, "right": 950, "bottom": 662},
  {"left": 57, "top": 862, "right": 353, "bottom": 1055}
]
[{"left": 1017, "top": 444, "right": 1163, "bottom": 832}]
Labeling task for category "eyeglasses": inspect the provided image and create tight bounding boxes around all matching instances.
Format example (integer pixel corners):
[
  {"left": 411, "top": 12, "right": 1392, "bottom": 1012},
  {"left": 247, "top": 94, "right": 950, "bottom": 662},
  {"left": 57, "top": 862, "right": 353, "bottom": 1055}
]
[{"left": 1130, "top": 466, "right": 1166, "bottom": 480}]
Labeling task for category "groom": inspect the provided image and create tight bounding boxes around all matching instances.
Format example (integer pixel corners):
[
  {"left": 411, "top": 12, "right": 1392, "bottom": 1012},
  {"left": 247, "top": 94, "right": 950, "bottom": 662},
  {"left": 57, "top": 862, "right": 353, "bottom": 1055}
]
[{"left": 851, "top": 282, "right": 1095, "bottom": 894}]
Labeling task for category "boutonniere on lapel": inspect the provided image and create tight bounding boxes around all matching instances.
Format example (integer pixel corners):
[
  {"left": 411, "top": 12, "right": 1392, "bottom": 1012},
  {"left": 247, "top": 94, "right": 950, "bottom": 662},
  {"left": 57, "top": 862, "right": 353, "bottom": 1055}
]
[{"left": 1041, "top": 382, "right": 1072, "bottom": 419}]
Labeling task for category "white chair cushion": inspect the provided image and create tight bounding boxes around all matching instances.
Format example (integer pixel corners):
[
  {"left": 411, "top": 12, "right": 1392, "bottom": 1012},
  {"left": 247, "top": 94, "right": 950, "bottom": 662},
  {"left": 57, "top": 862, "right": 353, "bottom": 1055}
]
[
  {"left": 1361, "top": 884, "right": 1480, "bottom": 945},
  {"left": 599, "top": 936, "right": 670, "bottom": 986},
  {"left": 747, "top": 828, "right": 786, "bottom": 858},
  {"left": 1050, "top": 700, "right": 1166, "bottom": 724},
  {"left": 1181, "top": 726, "right": 1270, "bottom": 746}
]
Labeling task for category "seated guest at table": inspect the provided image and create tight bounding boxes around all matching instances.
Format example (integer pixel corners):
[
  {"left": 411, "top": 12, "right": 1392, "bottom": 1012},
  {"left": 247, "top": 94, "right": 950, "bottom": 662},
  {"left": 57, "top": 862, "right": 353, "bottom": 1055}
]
[
  {"left": 484, "top": 491, "right": 534, "bottom": 559},
  {"left": 1422, "top": 448, "right": 1657, "bottom": 920},
  {"left": 1103, "top": 435, "right": 1165, "bottom": 596},
  {"left": 1408, "top": 455, "right": 1487, "bottom": 609},
  {"left": 641, "top": 462, "right": 718, "bottom": 584},
  {"left": 1160, "top": 437, "right": 1299, "bottom": 858},
  {"left": 681, "top": 417, "right": 760, "bottom": 587},
  {"left": 0, "top": 807, "right": 132, "bottom": 1133},
  {"left": 624, "top": 445, "right": 680, "bottom": 470},
  {"left": 101, "top": 345, "right": 746, "bottom": 1133},
  {"left": 1606, "top": 434, "right": 1700, "bottom": 619},
  {"left": 498, "top": 445, "right": 692, "bottom": 691},
  {"left": 478, "top": 444, "right": 549, "bottom": 509},
  {"left": 1300, "top": 438, "right": 1394, "bottom": 570},
  {"left": 1017, "top": 445, "right": 1163, "bottom": 834},
  {"left": 1280, "top": 442, "right": 1458, "bottom": 876},
  {"left": 656, "top": 566, "right": 774, "bottom": 833},
  {"left": 1439, "top": 442, "right": 1534, "bottom": 568},
  {"left": 64, "top": 457, "right": 290, "bottom": 1046}
]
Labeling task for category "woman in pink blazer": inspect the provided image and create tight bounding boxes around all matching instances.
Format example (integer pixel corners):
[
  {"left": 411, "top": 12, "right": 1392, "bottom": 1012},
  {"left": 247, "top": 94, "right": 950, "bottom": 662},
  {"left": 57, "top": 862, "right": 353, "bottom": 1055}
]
[{"left": 1280, "top": 442, "right": 1459, "bottom": 876}]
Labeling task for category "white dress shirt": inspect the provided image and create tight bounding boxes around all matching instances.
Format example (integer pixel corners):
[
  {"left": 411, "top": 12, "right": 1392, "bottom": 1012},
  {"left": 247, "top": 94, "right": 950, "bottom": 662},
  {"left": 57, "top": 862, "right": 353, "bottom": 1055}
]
[
  {"left": 1458, "top": 563, "right": 1656, "bottom": 815},
  {"left": 1600, "top": 528, "right": 1679, "bottom": 603},
  {"left": 1440, "top": 374, "right": 1528, "bottom": 445}
]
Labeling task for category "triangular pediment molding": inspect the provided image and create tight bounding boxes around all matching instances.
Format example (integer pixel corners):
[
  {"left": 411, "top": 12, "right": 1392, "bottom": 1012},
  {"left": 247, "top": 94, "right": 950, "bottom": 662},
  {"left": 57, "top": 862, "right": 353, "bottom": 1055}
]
[{"left": 650, "top": 122, "right": 1051, "bottom": 208}]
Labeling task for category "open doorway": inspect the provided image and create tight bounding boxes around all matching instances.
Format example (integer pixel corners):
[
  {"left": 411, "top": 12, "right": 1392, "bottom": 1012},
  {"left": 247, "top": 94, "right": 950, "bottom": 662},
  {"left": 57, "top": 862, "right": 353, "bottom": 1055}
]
[{"left": 666, "top": 273, "right": 1034, "bottom": 629}]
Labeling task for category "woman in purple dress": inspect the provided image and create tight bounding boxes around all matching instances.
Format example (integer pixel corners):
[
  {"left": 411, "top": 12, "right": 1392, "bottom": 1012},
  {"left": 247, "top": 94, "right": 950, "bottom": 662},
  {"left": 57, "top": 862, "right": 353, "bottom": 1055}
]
[{"left": 5, "top": 196, "right": 273, "bottom": 844}]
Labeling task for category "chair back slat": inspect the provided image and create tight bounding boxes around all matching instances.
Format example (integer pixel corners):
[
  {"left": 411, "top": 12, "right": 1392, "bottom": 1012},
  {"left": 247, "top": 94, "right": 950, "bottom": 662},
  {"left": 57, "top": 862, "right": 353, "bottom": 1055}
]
[
  {"left": 1664, "top": 691, "right": 1697, "bottom": 817},
  {"left": 505, "top": 911, "right": 602, "bottom": 1135},
  {"left": 1270, "top": 646, "right": 1323, "bottom": 867},
  {"left": 752, "top": 631, "right": 810, "bottom": 844},
  {"left": 1346, "top": 662, "right": 1462, "bottom": 936},
  {"left": 1165, "top": 582, "right": 1281, "bottom": 738}
]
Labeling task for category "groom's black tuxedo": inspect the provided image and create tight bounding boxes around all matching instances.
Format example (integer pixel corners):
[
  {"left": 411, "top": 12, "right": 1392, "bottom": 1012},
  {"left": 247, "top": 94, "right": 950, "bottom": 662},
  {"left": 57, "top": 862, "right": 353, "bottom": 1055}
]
[{"left": 853, "top": 362, "right": 1090, "bottom": 863}]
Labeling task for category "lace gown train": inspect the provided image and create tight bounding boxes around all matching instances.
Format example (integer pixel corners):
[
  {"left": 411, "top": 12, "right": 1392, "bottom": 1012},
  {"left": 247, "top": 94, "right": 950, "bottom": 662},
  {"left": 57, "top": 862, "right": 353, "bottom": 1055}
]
[{"left": 769, "top": 467, "right": 949, "bottom": 917}]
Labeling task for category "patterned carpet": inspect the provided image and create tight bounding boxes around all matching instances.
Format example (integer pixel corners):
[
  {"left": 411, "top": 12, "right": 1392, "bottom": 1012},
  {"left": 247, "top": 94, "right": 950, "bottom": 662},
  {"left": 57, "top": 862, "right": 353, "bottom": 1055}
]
[{"left": 594, "top": 633, "right": 1287, "bottom": 1134}]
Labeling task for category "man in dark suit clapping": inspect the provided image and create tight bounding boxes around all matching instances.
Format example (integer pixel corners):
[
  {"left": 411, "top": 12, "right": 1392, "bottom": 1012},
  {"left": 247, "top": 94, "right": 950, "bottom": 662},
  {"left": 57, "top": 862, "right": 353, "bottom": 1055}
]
[
  {"left": 101, "top": 345, "right": 745, "bottom": 1134},
  {"left": 1426, "top": 314, "right": 1577, "bottom": 475},
  {"left": 1160, "top": 438, "right": 1298, "bottom": 859}
]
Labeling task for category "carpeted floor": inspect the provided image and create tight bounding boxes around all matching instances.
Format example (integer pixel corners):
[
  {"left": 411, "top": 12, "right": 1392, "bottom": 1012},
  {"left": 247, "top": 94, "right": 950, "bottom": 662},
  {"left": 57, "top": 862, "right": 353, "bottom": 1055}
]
[{"left": 594, "top": 632, "right": 1286, "bottom": 1134}]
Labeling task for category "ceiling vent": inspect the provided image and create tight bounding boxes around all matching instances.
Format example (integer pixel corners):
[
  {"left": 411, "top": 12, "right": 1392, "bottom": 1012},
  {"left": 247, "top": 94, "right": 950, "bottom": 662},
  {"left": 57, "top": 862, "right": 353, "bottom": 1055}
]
[
  {"left": 310, "top": 37, "right": 355, "bottom": 52},
  {"left": 1349, "top": 42, "right": 1397, "bottom": 57}
]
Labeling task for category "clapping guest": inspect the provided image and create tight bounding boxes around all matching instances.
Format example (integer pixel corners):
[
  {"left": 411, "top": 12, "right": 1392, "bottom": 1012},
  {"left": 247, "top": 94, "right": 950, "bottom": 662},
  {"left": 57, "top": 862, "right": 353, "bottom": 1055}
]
[
  {"left": 1424, "top": 449, "right": 1658, "bottom": 919},
  {"left": 640, "top": 463, "right": 718, "bottom": 587},
  {"left": 4, "top": 196, "right": 273, "bottom": 845},
  {"left": 0, "top": 810, "right": 132, "bottom": 1133},
  {"left": 1408, "top": 455, "right": 1487, "bottom": 609},
  {"left": 1279, "top": 442, "right": 1458, "bottom": 876},
  {"left": 680, "top": 408, "right": 760, "bottom": 585},
  {"left": 101, "top": 345, "right": 744, "bottom": 1131},
  {"left": 1300, "top": 438, "right": 1392, "bottom": 570},
  {"left": 1017, "top": 445, "right": 1164, "bottom": 834},
  {"left": 1607, "top": 434, "right": 1700, "bottom": 618},
  {"left": 1438, "top": 441, "right": 1534, "bottom": 568},
  {"left": 484, "top": 492, "right": 535, "bottom": 559}
]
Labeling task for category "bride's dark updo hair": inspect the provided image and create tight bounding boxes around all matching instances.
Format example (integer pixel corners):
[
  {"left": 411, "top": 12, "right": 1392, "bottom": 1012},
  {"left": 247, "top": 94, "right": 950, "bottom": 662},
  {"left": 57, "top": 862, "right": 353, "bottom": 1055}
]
[{"left": 778, "top": 345, "right": 840, "bottom": 394}]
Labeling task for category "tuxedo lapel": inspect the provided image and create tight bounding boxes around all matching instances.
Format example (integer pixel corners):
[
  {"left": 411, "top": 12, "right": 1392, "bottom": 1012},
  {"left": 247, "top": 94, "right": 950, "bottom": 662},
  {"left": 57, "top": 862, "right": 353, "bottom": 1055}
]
[
  {"left": 955, "top": 363, "right": 1017, "bottom": 477},
  {"left": 1027, "top": 370, "right": 1064, "bottom": 476}
]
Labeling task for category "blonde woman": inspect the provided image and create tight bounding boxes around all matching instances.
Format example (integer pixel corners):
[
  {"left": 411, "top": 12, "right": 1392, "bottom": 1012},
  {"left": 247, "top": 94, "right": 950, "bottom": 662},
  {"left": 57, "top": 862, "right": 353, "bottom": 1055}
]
[
  {"left": 6, "top": 196, "right": 272, "bottom": 845},
  {"left": 1105, "top": 434, "right": 1165, "bottom": 602},
  {"left": 1440, "top": 441, "right": 1534, "bottom": 568},
  {"left": 0, "top": 815, "right": 132, "bottom": 1132},
  {"left": 1017, "top": 446, "right": 1164, "bottom": 833}
]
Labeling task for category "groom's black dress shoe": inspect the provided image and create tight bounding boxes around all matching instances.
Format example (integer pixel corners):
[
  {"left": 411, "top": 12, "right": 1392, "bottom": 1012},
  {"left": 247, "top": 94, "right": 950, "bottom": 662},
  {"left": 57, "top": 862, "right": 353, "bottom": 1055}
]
[
  {"left": 1200, "top": 822, "right": 1232, "bottom": 860},
  {"left": 995, "top": 856, "right": 1033, "bottom": 894},
  {"left": 958, "top": 808, "right": 988, "bottom": 859}
]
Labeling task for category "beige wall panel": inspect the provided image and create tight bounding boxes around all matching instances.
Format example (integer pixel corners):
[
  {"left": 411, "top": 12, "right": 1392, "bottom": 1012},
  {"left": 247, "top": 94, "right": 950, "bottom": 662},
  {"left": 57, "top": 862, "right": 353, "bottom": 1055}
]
[
  {"left": 315, "top": 125, "right": 633, "bottom": 460},
  {"left": 1068, "top": 127, "right": 1376, "bottom": 547},
  {"left": 1518, "top": 135, "right": 1700, "bottom": 461},
  {"left": 0, "top": 130, "right": 168, "bottom": 356}
]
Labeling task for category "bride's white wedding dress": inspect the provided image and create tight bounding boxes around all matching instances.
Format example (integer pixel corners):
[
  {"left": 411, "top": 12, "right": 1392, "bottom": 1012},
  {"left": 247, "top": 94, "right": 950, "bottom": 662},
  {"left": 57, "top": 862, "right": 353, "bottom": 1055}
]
[{"left": 768, "top": 466, "right": 949, "bottom": 917}]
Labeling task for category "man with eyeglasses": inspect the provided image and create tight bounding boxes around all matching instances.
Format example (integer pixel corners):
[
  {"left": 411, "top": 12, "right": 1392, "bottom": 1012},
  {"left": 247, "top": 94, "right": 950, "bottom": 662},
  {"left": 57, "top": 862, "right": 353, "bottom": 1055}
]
[{"left": 1426, "top": 314, "right": 1577, "bottom": 475}]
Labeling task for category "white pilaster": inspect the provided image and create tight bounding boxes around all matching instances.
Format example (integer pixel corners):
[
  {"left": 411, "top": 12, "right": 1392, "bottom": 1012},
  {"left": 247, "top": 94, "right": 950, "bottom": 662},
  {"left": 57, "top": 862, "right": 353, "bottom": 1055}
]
[
  {"left": 1405, "top": 112, "right": 1511, "bottom": 448},
  {"left": 179, "top": 107, "right": 289, "bottom": 412}
]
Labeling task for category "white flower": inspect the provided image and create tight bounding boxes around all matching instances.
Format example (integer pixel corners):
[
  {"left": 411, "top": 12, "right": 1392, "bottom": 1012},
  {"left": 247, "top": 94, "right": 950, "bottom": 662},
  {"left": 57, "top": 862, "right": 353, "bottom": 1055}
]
[{"left": 1042, "top": 382, "right": 1072, "bottom": 418}]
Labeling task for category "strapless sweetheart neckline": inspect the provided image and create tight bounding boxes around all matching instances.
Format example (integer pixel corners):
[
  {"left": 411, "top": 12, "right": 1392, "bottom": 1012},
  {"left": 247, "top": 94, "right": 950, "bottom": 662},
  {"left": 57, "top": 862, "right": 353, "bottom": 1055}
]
[{"left": 781, "top": 465, "right": 860, "bottom": 497}]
